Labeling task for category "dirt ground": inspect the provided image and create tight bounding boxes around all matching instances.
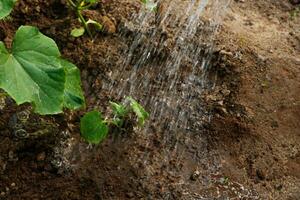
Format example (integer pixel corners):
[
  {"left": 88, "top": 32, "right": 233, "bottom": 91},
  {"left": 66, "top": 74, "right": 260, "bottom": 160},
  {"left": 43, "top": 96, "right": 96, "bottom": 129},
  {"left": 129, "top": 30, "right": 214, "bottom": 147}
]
[{"left": 0, "top": 0, "right": 299, "bottom": 199}]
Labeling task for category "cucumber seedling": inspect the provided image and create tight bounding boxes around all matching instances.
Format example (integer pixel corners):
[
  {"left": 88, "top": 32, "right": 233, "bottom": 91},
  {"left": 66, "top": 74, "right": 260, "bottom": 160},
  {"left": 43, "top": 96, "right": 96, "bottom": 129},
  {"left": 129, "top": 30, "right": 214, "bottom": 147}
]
[
  {"left": 67, "top": 0, "right": 103, "bottom": 38},
  {"left": 80, "top": 97, "right": 149, "bottom": 144},
  {"left": 0, "top": 26, "right": 85, "bottom": 114},
  {"left": 0, "top": 1, "right": 85, "bottom": 115}
]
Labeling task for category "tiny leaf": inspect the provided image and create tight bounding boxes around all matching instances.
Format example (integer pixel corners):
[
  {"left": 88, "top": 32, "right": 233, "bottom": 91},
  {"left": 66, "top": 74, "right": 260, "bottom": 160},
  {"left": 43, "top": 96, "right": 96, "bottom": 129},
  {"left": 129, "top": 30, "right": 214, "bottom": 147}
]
[
  {"left": 111, "top": 118, "right": 124, "bottom": 128},
  {"left": 127, "top": 97, "right": 149, "bottom": 126},
  {"left": 71, "top": 27, "right": 85, "bottom": 37},
  {"left": 80, "top": 111, "right": 108, "bottom": 144},
  {"left": 109, "top": 101, "right": 127, "bottom": 117},
  {"left": 86, "top": 19, "right": 103, "bottom": 31},
  {"left": 140, "top": 0, "right": 157, "bottom": 11}
]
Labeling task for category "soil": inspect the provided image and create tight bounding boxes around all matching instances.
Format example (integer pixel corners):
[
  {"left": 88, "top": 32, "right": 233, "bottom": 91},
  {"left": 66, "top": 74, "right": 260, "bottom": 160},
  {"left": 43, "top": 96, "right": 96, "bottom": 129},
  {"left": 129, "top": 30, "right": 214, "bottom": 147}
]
[{"left": 0, "top": 0, "right": 299, "bottom": 199}]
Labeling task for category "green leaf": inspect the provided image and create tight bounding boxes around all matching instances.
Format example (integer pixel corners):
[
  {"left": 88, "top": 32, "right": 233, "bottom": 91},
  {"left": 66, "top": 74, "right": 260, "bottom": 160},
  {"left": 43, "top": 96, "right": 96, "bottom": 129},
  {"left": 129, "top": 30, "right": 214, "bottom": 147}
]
[
  {"left": 0, "top": 26, "right": 66, "bottom": 114},
  {"left": 111, "top": 118, "right": 124, "bottom": 128},
  {"left": 61, "top": 59, "right": 85, "bottom": 110},
  {"left": 140, "top": 0, "right": 157, "bottom": 11},
  {"left": 71, "top": 27, "right": 85, "bottom": 37},
  {"left": 86, "top": 19, "right": 103, "bottom": 31},
  {"left": 84, "top": 0, "right": 97, "bottom": 3},
  {"left": 0, "top": 0, "right": 17, "bottom": 20},
  {"left": 127, "top": 97, "right": 149, "bottom": 126},
  {"left": 80, "top": 111, "right": 108, "bottom": 144},
  {"left": 109, "top": 101, "right": 127, "bottom": 117}
]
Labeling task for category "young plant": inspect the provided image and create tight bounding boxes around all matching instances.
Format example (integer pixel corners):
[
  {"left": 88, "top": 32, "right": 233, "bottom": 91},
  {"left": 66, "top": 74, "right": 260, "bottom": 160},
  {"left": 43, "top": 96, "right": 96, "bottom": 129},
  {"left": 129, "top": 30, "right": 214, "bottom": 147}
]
[
  {"left": 80, "top": 97, "right": 149, "bottom": 144},
  {"left": 0, "top": 26, "right": 85, "bottom": 114},
  {"left": 140, "top": 0, "right": 157, "bottom": 12},
  {"left": 67, "top": 0, "right": 103, "bottom": 38},
  {"left": 0, "top": 0, "right": 17, "bottom": 19},
  {"left": 290, "top": 6, "right": 300, "bottom": 20}
]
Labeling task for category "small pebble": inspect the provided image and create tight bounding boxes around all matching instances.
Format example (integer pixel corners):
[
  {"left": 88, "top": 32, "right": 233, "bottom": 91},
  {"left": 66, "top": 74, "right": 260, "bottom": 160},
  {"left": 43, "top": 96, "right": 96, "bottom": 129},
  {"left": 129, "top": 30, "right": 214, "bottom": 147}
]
[
  {"left": 36, "top": 152, "right": 46, "bottom": 162},
  {"left": 190, "top": 170, "right": 200, "bottom": 181}
]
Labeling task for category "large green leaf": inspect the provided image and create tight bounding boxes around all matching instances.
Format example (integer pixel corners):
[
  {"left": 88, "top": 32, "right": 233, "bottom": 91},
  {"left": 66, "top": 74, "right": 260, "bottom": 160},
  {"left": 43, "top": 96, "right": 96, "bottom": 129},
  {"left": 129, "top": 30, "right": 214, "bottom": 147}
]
[
  {"left": 0, "top": 0, "right": 16, "bottom": 19},
  {"left": 61, "top": 59, "right": 85, "bottom": 110},
  {"left": 80, "top": 111, "right": 108, "bottom": 144},
  {"left": 0, "top": 26, "right": 66, "bottom": 114}
]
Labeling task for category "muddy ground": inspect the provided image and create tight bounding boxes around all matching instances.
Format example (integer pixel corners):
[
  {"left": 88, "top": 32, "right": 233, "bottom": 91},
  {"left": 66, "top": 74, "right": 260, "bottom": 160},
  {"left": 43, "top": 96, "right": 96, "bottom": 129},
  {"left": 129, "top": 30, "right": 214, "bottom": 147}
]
[{"left": 0, "top": 0, "right": 299, "bottom": 199}]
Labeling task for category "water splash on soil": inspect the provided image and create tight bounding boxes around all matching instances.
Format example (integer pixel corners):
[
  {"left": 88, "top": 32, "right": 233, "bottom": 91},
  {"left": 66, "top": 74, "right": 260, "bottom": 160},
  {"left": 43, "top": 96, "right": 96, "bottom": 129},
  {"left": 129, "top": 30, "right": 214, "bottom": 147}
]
[
  {"left": 102, "top": 0, "right": 249, "bottom": 197},
  {"left": 55, "top": 0, "right": 261, "bottom": 198},
  {"left": 106, "top": 0, "right": 229, "bottom": 130}
]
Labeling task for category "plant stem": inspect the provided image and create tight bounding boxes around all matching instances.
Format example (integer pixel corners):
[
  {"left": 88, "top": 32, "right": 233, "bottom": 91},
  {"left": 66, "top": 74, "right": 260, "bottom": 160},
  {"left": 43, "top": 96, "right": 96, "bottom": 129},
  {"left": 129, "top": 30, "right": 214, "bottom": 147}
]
[
  {"left": 76, "top": 10, "right": 93, "bottom": 38},
  {"left": 66, "top": 0, "right": 76, "bottom": 8},
  {"left": 67, "top": 0, "right": 93, "bottom": 38},
  {"left": 79, "top": 3, "right": 93, "bottom": 10}
]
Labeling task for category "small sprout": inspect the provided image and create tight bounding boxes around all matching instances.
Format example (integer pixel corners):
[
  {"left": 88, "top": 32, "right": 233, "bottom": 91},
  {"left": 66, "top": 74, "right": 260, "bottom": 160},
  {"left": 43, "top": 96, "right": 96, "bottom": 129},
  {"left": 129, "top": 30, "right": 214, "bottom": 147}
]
[
  {"left": 80, "top": 97, "right": 149, "bottom": 144},
  {"left": 140, "top": 0, "right": 157, "bottom": 12},
  {"left": 86, "top": 19, "right": 103, "bottom": 31},
  {"left": 290, "top": 6, "right": 300, "bottom": 20},
  {"left": 127, "top": 96, "right": 149, "bottom": 126},
  {"left": 67, "top": 0, "right": 103, "bottom": 38},
  {"left": 220, "top": 176, "right": 229, "bottom": 185},
  {"left": 109, "top": 101, "right": 127, "bottom": 127},
  {"left": 109, "top": 101, "right": 128, "bottom": 118}
]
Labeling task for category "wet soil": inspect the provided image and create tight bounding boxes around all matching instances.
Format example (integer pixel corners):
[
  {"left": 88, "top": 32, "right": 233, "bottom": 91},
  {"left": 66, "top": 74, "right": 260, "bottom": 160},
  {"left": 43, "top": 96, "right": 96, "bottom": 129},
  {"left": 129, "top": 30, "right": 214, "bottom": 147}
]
[{"left": 0, "top": 0, "right": 299, "bottom": 199}]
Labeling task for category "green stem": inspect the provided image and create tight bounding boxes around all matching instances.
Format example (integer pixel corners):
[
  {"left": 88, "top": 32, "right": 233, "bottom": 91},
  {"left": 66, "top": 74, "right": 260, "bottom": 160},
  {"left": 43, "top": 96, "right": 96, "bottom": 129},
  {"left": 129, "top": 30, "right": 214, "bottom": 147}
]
[
  {"left": 79, "top": 3, "right": 94, "bottom": 10},
  {"left": 66, "top": 0, "right": 76, "bottom": 8},
  {"left": 76, "top": 10, "right": 93, "bottom": 38}
]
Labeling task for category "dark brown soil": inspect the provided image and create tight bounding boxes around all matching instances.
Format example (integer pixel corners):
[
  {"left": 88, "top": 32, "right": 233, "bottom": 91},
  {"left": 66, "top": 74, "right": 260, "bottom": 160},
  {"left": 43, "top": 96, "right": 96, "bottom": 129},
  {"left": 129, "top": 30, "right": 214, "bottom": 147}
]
[{"left": 0, "top": 0, "right": 299, "bottom": 199}]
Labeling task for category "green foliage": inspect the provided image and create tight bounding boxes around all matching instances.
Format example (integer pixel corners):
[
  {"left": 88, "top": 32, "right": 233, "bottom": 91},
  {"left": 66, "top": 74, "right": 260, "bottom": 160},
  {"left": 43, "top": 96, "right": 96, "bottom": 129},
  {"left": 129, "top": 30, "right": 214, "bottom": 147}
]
[
  {"left": 126, "top": 97, "right": 149, "bottom": 126},
  {"left": 61, "top": 59, "right": 85, "bottom": 110},
  {"left": 0, "top": 1, "right": 150, "bottom": 145},
  {"left": 109, "top": 101, "right": 127, "bottom": 127},
  {"left": 80, "top": 97, "right": 149, "bottom": 144},
  {"left": 0, "top": 0, "right": 17, "bottom": 19},
  {"left": 110, "top": 101, "right": 128, "bottom": 117},
  {"left": 67, "top": 0, "right": 103, "bottom": 38},
  {"left": 0, "top": 26, "right": 85, "bottom": 114},
  {"left": 140, "top": 0, "right": 157, "bottom": 12},
  {"left": 80, "top": 111, "right": 108, "bottom": 144},
  {"left": 290, "top": 6, "right": 300, "bottom": 20},
  {"left": 70, "top": 27, "right": 85, "bottom": 37}
]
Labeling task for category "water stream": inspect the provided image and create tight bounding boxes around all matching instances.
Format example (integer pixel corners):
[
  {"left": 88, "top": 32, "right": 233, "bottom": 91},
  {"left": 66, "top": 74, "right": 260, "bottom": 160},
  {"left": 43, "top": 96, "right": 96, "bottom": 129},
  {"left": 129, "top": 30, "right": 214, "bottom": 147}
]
[
  {"left": 103, "top": 0, "right": 232, "bottom": 197},
  {"left": 104, "top": 0, "right": 230, "bottom": 154},
  {"left": 58, "top": 0, "right": 261, "bottom": 198}
]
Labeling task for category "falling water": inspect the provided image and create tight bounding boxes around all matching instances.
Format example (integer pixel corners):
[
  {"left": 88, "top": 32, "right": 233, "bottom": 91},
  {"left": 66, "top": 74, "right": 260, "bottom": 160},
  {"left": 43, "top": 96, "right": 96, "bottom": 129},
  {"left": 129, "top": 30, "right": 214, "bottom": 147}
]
[
  {"left": 105, "top": 0, "right": 230, "bottom": 147},
  {"left": 107, "top": 0, "right": 229, "bottom": 124},
  {"left": 102, "top": 0, "right": 234, "bottom": 197},
  {"left": 55, "top": 0, "right": 262, "bottom": 198}
]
